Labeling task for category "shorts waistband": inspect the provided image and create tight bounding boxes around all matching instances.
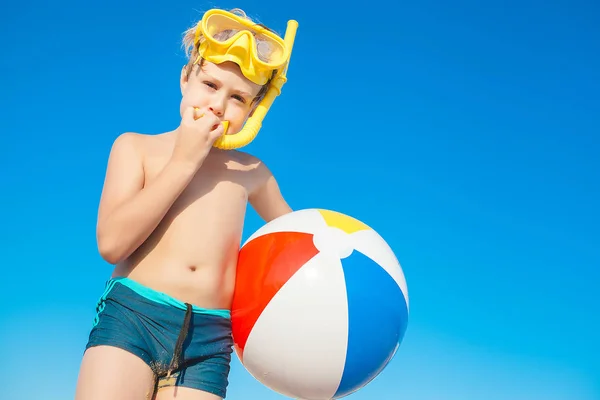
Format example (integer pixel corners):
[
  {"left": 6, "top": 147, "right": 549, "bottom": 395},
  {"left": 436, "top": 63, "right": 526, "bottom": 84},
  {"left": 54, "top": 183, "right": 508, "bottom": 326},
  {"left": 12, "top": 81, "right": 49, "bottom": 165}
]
[{"left": 102, "top": 277, "right": 231, "bottom": 319}]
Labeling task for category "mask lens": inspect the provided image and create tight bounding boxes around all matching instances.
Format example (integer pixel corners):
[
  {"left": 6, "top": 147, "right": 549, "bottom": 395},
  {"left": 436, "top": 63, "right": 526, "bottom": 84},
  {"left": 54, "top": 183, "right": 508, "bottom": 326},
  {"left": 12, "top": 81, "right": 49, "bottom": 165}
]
[
  {"left": 211, "top": 28, "right": 239, "bottom": 43},
  {"left": 201, "top": 11, "right": 288, "bottom": 68}
]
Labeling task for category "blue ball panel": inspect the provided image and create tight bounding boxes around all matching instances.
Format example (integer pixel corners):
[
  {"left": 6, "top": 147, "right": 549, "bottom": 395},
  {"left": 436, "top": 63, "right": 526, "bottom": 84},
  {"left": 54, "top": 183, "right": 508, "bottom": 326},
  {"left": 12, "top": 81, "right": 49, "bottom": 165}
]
[{"left": 334, "top": 250, "right": 409, "bottom": 398}]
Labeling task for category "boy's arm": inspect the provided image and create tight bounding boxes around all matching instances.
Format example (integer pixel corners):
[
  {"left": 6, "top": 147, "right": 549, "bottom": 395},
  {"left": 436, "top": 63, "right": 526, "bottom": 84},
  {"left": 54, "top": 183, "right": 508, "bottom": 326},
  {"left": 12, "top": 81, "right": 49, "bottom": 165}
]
[
  {"left": 96, "top": 133, "right": 197, "bottom": 264},
  {"left": 248, "top": 161, "right": 292, "bottom": 222}
]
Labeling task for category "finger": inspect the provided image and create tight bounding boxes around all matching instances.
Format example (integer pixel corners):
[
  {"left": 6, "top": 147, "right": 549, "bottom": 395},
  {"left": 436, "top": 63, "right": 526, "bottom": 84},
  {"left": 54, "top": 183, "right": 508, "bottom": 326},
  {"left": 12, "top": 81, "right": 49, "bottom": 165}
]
[
  {"left": 199, "top": 116, "right": 221, "bottom": 132},
  {"left": 209, "top": 122, "right": 225, "bottom": 140},
  {"left": 201, "top": 112, "right": 220, "bottom": 125},
  {"left": 182, "top": 106, "right": 196, "bottom": 122},
  {"left": 191, "top": 109, "right": 216, "bottom": 126}
]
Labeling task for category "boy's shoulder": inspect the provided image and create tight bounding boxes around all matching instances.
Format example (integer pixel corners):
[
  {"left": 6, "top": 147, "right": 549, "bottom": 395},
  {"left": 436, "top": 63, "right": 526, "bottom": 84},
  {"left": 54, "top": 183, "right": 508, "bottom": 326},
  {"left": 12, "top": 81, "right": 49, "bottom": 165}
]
[
  {"left": 225, "top": 149, "right": 271, "bottom": 173},
  {"left": 109, "top": 131, "right": 172, "bottom": 156},
  {"left": 112, "top": 131, "right": 170, "bottom": 146},
  {"left": 223, "top": 149, "right": 275, "bottom": 183},
  {"left": 226, "top": 149, "right": 262, "bottom": 164}
]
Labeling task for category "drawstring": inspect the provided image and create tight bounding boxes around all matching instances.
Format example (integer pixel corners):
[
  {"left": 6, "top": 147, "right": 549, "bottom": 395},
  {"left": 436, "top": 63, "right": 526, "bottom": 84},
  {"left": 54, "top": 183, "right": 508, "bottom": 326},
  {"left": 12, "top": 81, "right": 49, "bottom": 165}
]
[{"left": 166, "top": 303, "right": 192, "bottom": 378}]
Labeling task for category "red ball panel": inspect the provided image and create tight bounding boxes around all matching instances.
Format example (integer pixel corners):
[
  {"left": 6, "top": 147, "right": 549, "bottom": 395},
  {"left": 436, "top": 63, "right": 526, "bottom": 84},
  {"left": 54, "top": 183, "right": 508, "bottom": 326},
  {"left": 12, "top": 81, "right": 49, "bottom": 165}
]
[{"left": 231, "top": 231, "right": 320, "bottom": 359}]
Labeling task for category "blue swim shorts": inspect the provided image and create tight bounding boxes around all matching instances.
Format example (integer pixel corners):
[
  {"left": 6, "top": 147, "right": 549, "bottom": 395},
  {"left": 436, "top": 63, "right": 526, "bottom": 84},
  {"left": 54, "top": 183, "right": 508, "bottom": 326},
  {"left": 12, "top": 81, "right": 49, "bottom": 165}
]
[{"left": 85, "top": 277, "right": 234, "bottom": 398}]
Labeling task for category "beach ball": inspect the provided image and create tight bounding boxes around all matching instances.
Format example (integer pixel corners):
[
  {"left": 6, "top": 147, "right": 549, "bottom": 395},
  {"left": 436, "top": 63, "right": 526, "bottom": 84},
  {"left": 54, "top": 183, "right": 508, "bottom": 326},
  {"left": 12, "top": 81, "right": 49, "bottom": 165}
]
[{"left": 231, "top": 208, "right": 409, "bottom": 399}]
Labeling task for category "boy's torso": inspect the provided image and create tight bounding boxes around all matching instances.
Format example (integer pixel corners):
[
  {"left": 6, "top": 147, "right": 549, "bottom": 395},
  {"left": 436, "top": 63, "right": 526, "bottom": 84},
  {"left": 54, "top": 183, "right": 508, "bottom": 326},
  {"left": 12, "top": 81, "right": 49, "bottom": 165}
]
[{"left": 112, "top": 132, "right": 264, "bottom": 310}]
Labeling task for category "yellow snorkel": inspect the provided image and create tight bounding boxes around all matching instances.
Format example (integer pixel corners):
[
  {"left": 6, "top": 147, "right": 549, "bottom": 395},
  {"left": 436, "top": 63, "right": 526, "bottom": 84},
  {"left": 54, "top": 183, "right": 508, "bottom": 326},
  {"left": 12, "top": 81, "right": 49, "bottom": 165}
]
[{"left": 193, "top": 9, "right": 298, "bottom": 150}]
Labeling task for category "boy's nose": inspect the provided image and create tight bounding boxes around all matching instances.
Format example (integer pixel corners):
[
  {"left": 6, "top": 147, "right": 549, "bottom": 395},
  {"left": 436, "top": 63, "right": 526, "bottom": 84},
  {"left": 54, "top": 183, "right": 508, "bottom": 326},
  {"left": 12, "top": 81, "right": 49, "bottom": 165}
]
[{"left": 208, "top": 105, "right": 224, "bottom": 117}]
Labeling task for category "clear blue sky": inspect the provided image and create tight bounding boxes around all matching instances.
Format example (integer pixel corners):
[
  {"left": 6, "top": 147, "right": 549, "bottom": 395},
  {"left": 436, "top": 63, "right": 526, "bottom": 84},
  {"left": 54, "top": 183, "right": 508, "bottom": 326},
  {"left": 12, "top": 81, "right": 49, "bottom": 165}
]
[{"left": 1, "top": 0, "right": 599, "bottom": 399}]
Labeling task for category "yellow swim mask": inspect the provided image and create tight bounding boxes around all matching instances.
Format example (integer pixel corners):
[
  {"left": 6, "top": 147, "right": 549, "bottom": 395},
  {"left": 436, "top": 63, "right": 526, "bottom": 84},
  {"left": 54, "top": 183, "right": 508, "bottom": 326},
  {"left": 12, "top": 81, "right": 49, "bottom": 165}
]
[
  {"left": 191, "top": 9, "right": 299, "bottom": 150},
  {"left": 194, "top": 9, "right": 290, "bottom": 86}
]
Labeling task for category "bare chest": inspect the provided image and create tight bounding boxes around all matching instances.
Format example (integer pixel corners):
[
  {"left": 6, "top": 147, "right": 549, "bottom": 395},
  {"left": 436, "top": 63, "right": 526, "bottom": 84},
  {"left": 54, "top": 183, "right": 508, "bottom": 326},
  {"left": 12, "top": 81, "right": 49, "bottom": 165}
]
[{"left": 143, "top": 149, "right": 259, "bottom": 216}]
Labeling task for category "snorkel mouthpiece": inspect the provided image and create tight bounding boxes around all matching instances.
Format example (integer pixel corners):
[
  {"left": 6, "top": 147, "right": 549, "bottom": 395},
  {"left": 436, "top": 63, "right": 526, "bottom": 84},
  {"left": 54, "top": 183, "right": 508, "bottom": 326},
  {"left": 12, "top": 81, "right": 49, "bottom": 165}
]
[{"left": 195, "top": 10, "right": 298, "bottom": 150}]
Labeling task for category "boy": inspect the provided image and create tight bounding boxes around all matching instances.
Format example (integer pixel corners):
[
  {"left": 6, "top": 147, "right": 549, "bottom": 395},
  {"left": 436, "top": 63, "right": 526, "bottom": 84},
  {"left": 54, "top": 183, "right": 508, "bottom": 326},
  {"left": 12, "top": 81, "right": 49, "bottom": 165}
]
[{"left": 75, "top": 8, "right": 294, "bottom": 400}]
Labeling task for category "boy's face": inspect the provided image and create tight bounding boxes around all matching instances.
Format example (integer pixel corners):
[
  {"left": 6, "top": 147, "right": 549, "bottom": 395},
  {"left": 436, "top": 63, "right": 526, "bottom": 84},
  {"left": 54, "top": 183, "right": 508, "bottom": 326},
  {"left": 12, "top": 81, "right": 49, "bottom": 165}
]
[{"left": 180, "top": 60, "right": 264, "bottom": 135}]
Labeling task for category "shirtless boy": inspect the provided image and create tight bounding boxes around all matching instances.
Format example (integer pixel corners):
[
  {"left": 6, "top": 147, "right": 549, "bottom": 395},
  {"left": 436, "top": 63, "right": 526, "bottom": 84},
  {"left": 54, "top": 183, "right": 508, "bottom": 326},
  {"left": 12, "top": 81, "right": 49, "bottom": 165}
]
[{"left": 75, "top": 8, "right": 295, "bottom": 400}]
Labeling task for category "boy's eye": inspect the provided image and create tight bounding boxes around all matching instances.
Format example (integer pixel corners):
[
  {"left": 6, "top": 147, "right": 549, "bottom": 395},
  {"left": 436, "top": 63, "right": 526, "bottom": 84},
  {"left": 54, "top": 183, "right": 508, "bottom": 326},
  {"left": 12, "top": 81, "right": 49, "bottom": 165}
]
[{"left": 202, "top": 81, "right": 246, "bottom": 104}]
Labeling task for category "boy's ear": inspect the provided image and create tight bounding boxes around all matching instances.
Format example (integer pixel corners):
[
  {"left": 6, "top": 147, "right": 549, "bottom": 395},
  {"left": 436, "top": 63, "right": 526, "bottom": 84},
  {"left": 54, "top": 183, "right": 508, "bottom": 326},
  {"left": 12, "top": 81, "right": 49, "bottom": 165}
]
[{"left": 180, "top": 65, "right": 190, "bottom": 93}]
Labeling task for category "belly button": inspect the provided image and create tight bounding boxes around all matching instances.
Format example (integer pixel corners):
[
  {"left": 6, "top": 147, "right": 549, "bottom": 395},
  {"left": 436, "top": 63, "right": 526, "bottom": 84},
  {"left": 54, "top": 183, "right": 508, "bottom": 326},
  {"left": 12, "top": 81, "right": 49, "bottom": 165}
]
[{"left": 189, "top": 265, "right": 197, "bottom": 272}]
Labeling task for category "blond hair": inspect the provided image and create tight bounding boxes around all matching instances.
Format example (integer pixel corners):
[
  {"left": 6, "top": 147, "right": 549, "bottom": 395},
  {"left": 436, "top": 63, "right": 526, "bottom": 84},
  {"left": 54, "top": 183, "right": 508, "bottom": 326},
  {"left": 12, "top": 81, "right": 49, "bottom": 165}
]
[{"left": 181, "top": 8, "right": 278, "bottom": 103}]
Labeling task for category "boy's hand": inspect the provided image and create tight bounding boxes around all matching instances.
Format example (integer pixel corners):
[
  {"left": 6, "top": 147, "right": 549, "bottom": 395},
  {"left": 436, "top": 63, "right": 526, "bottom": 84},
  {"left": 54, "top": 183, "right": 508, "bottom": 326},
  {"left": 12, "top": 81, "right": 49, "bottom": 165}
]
[{"left": 171, "top": 106, "right": 225, "bottom": 169}]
